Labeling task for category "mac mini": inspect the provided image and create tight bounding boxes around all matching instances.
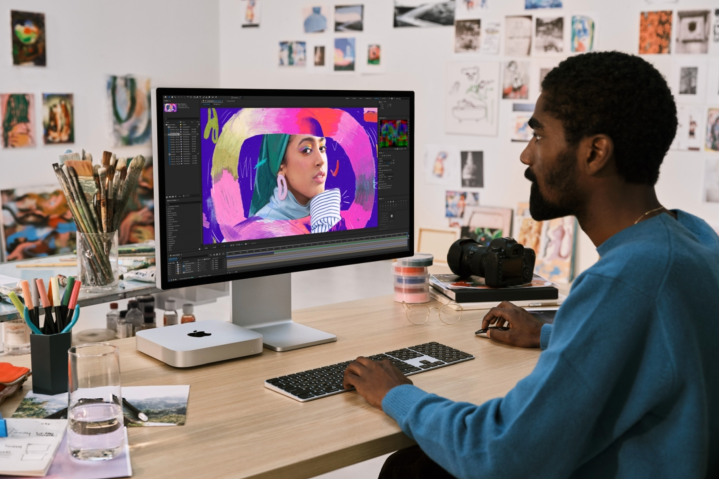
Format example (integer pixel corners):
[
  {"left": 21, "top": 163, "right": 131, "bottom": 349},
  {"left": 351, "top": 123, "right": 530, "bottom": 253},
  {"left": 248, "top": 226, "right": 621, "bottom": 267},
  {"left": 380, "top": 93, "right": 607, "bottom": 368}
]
[{"left": 135, "top": 321, "right": 263, "bottom": 368}]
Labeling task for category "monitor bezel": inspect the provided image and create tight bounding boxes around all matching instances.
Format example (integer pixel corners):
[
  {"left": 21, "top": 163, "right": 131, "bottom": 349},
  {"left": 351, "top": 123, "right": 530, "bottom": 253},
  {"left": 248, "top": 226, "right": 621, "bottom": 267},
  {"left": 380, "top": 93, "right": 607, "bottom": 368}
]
[{"left": 152, "top": 87, "right": 415, "bottom": 291}]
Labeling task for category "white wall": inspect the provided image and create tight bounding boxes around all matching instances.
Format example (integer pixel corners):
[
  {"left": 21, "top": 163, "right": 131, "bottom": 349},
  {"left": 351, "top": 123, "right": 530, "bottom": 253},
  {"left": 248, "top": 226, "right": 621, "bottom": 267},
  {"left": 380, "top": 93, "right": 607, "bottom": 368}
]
[
  {"left": 0, "top": 0, "right": 220, "bottom": 190},
  {"left": 219, "top": 0, "right": 719, "bottom": 277}
]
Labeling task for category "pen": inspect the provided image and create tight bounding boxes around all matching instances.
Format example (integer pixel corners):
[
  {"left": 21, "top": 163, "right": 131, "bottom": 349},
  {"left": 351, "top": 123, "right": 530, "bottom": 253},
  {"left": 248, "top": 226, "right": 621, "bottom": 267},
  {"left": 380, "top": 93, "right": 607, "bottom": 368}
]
[
  {"left": 51, "top": 277, "right": 64, "bottom": 331},
  {"left": 29, "top": 279, "right": 40, "bottom": 328},
  {"left": 36, "top": 278, "right": 53, "bottom": 334},
  {"left": 20, "top": 280, "right": 34, "bottom": 326},
  {"left": 122, "top": 398, "right": 148, "bottom": 421}
]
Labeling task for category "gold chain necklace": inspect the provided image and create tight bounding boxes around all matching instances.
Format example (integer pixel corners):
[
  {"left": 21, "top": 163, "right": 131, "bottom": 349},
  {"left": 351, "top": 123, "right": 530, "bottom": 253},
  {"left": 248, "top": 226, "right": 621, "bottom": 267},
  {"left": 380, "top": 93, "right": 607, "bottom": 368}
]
[{"left": 634, "top": 206, "right": 667, "bottom": 225}]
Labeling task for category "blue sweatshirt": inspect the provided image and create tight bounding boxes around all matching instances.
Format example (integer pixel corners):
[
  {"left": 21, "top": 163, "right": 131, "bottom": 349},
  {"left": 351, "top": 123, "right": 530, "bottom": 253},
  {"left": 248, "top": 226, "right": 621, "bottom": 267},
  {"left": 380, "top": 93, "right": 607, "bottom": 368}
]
[{"left": 383, "top": 211, "right": 719, "bottom": 479}]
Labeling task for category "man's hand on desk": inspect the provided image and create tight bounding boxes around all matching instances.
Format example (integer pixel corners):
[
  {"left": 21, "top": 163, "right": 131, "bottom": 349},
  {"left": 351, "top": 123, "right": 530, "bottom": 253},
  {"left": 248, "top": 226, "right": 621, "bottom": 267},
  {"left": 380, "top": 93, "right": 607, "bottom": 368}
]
[
  {"left": 343, "top": 357, "right": 413, "bottom": 409},
  {"left": 481, "top": 301, "right": 544, "bottom": 348}
]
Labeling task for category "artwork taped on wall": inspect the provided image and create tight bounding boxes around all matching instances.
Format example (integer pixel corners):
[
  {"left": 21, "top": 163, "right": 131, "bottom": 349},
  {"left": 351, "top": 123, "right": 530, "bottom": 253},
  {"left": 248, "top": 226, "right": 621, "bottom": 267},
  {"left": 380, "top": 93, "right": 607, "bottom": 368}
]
[
  {"left": 314, "top": 45, "right": 326, "bottom": 66},
  {"left": 510, "top": 103, "right": 535, "bottom": 142},
  {"left": 673, "top": 58, "right": 706, "bottom": 102},
  {"left": 704, "top": 158, "right": 719, "bottom": 203},
  {"left": 676, "top": 10, "right": 710, "bottom": 54},
  {"left": 707, "top": 108, "right": 719, "bottom": 152},
  {"left": 455, "top": 0, "right": 488, "bottom": 20},
  {"left": 503, "top": 61, "right": 530, "bottom": 100},
  {"left": 1, "top": 185, "right": 76, "bottom": 262},
  {"left": 460, "top": 151, "right": 483, "bottom": 187},
  {"left": 394, "top": 1, "right": 455, "bottom": 28},
  {"left": 445, "top": 61, "right": 499, "bottom": 136},
  {"left": 117, "top": 156, "right": 155, "bottom": 245},
  {"left": 107, "top": 76, "right": 151, "bottom": 147},
  {"left": 241, "top": 0, "right": 261, "bottom": 27},
  {"left": 279, "top": 41, "right": 307, "bottom": 67},
  {"left": 445, "top": 191, "right": 479, "bottom": 218},
  {"left": 11, "top": 10, "right": 46, "bottom": 66},
  {"left": 424, "top": 144, "right": 459, "bottom": 186},
  {"left": 361, "top": 42, "right": 385, "bottom": 74},
  {"left": 455, "top": 19, "right": 481, "bottom": 53},
  {"left": 481, "top": 21, "right": 501, "bottom": 54},
  {"left": 335, "top": 5, "right": 363, "bottom": 32},
  {"left": 42, "top": 94, "right": 73, "bottom": 145},
  {"left": 671, "top": 105, "right": 704, "bottom": 151},
  {"left": 1, "top": 94, "right": 36, "bottom": 149},
  {"left": 460, "top": 206, "right": 512, "bottom": 247},
  {"left": 505, "top": 16, "right": 532, "bottom": 57},
  {"left": 525, "top": 0, "right": 562, "bottom": 9},
  {"left": 303, "top": 6, "right": 329, "bottom": 33},
  {"left": 639, "top": 11, "right": 672, "bottom": 54},
  {"left": 571, "top": 15, "right": 595, "bottom": 52},
  {"left": 334, "top": 38, "right": 356, "bottom": 71},
  {"left": 534, "top": 17, "right": 564, "bottom": 54}
]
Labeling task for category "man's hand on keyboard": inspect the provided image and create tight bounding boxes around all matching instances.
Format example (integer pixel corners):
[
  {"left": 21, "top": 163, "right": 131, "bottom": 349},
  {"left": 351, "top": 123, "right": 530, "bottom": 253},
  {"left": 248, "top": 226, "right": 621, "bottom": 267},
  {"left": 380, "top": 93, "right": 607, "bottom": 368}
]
[
  {"left": 343, "top": 357, "right": 413, "bottom": 410},
  {"left": 481, "top": 301, "right": 543, "bottom": 348}
]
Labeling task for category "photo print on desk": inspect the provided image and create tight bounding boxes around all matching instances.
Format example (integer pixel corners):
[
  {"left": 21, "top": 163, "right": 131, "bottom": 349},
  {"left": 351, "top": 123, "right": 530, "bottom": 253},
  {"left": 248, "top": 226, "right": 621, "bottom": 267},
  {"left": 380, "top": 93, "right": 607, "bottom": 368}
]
[
  {"left": 534, "top": 17, "right": 564, "bottom": 54},
  {"left": 639, "top": 10, "right": 672, "bottom": 54},
  {"left": 241, "top": 0, "right": 260, "bottom": 27},
  {"left": 502, "top": 61, "right": 530, "bottom": 100},
  {"left": 335, "top": 5, "right": 363, "bottom": 32},
  {"left": 303, "top": 5, "right": 329, "bottom": 33},
  {"left": 11, "top": 10, "right": 46, "bottom": 66},
  {"left": 394, "top": 1, "right": 455, "bottom": 28},
  {"left": 481, "top": 21, "right": 501, "bottom": 54},
  {"left": 505, "top": 16, "right": 533, "bottom": 57},
  {"left": 455, "top": 19, "right": 481, "bottom": 53},
  {"left": 279, "top": 41, "right": 307, "bottom": 67},
  {"left": 455, "top": 0, "right": 488, "bottom": 20},
  {"left": 445, "top": 61, "right": 499, "bottom": 136},
  {"left": 510, "top": 103, "right": 535, "bottom": 142},
  {"left": 424, "top": 144, "right": 459, "bottom": 186},
  {"left": 671, "top": 105, "right": 704, "bottom": 151},
  {"left": 571, "top": 15, "right": 595, "bottom": 52},
  {"left": 445, "top": 191, "right": 479, "bottom": 218},
  {"left": 42, "top": 94, "right": 73, "bottom": 145},
  {"left": 460, "top": 151, "right": 483, "bottom": 187},
  {"left": 107, "top": 75, "right": 151, "bottom": 147},
  {"left": 334, "top": 37, "right": 356, "bottom": 71},
  {"left": 1, "top": 93, "right": 36, "bottom": 149},
  {"left": 1, "top": 185, "right": 76, "bottom": 261},
  {"left": 707, "top": 108, "right": 719, "bottom": 152},
  {"left": 525, "top": 0, "right": 562, "bottom": 9},
  {"left": 676, "top": 10, "right": 710, "bottom": 54},
  {"left": 704, "top": 158, "right": 719, "bottom": 203}
]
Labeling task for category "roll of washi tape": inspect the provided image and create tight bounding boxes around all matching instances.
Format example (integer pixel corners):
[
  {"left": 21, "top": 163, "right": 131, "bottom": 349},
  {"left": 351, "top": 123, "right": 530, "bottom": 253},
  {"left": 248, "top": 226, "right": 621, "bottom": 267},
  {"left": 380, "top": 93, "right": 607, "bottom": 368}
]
[
  {"left": 396, "top": 254, "right": 433, "bottom": 267},
  {"left": 394, "top": 290, "right": 431, "bottom": 303},
  {"left": 394, "top": 284, "right": 429, "bottom": 293},
  {"left": 394, "top": 274, "right": 430, "bottom": 285},
  {"left": 392, "top": 264, "right": 428, "bottom": 275}
]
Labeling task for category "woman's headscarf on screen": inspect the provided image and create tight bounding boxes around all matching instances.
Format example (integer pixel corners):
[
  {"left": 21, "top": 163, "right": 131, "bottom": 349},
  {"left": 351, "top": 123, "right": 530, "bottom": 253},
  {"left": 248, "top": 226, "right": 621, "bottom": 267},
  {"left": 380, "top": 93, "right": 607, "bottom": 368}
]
[{"left": 248, "top": 133, "right": 290, "bottom": 216}]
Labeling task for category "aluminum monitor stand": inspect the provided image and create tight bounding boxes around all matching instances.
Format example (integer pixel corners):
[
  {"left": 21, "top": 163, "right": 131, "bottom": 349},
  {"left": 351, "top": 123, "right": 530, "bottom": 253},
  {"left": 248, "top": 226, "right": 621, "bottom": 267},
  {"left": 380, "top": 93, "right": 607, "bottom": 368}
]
[{"left": 230, "top": 274, "right": 336, "bottom": 352}]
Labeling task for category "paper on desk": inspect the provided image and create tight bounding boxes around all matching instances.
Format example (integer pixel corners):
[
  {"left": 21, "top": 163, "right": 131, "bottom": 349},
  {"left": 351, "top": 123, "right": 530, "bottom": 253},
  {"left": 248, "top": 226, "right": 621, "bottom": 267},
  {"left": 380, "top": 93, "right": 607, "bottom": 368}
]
[
  {"left": 4, "top": 428, "right": 132, "bottom": 479},
  {"left": 14, "top": 386, "right": 190, "bottom": 427},
  {"left": 0, "top": 419, "right": 66, "bottom": 477}
]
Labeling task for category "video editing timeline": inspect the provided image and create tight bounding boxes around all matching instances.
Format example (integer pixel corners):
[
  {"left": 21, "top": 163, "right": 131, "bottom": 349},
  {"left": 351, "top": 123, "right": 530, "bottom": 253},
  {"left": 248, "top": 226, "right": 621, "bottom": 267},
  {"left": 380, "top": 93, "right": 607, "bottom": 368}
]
[{"left": 160, "top": 94, "right": 412, "bottom": 282}]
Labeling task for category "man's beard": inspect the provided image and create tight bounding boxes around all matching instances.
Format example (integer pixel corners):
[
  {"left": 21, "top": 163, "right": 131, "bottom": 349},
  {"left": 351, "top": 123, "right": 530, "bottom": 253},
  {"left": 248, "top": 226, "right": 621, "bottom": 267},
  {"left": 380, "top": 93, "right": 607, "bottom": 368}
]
[{"left": 526, "top": 147, "right": 581, "bottom": 221}]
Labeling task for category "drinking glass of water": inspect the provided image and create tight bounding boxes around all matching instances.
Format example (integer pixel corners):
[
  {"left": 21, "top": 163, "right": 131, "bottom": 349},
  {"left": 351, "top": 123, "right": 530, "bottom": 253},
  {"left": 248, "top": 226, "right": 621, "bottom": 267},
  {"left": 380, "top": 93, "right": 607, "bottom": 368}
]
[{"left": 67, "top": 343, "right": 124, "bottom": 461}]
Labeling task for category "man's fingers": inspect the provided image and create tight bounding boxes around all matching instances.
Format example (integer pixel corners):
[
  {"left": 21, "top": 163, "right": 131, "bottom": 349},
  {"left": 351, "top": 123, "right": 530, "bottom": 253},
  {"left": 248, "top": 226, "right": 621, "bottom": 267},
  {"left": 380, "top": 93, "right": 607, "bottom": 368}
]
[
  {"left": 482, "top": 307, "right": 512, "bottom": 329},
  {"left": 487, "top": 326, "right": 512, "bottom": 343},
  {"left": 343, "top": 370, "right": 362, "bottom": 390}
]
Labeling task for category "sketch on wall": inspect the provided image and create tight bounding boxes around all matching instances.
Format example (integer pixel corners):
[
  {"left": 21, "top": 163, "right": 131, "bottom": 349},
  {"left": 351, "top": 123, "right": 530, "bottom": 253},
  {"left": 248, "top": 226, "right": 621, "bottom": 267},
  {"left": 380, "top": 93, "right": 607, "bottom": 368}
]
[
  {"left": 505, "top": 16, "right": 532, "bottom": 57},
  {"left": 394, "top": 1, "right": 455, "bottom": 28},
  {"left": 481, "top": 21, "right": 501, "bottom": 54},
  {"left": 107, "top": 76, "right": 151, "bottom": 147},
  {"left": 502, "top": 61, "right": 530, "bottom": 100},
  {"left": 535, "top": 17, "right": 564, "bottom": 54},
  {"left": 571, "top": 15, "right": 595, "bottom": 52},
  {"left": 670, "top": 105, "right": 704, "bottom": 152},
  {"left": 445, "top": 61, "right": 499, "bottom": 136},
  {"left": 455, "top": 19, "right": 481, "bottom": 53},
  {"left": 676, "top": 10, "right": 710, "bottom": 54},
  {"left": 424, "top": 145, "right": 459, "bottom": 186},
  {"left": 1, "top": 94, "right": 35, "bottom": 149},
  {"left": 639, "top": 11, "right": 672, "bottom": 54}
]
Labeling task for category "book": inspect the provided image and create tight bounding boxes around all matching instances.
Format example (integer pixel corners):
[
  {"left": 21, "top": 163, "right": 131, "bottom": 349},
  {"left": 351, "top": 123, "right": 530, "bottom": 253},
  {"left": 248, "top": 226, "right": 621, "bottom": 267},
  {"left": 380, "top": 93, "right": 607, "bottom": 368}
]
[
  {"left": 430, "top": 273, "right": 558, "bottom": 303},
  {"left": 0, "top": 418, "right": 66, "bottom": 477},
  {"left": 432, "top": 288, "right": 566, "bottom": 310}
]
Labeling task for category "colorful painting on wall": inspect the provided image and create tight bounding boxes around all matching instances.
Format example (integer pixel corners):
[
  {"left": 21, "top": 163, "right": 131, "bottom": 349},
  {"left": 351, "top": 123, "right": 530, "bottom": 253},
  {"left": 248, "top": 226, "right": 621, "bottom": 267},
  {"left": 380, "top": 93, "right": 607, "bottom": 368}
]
[
  {"left": 334, "top": 38, "right": 356, "bottom": 71},
  {"left": 241, "top": 0, "right": 261, "bottom": 27},
  {"left": 525, "top": 0, "right": 562, "bottom": 9},
  {"left": 1, "top": 186, "right": 76, "bottom": 261},
  {"left": 445, "top": 191, "right": 479, "bottom": 218},
  {"left": 42, "top": 94, "right": 74, "bottom": 145},
  {"left": 106, "top": 76, "right": 152, "bottom": 147},
  {"left": 11, "top": 11, "right": 46, "bottom": 66},
  {"left": 1, "top": 94, "right": 36, "bottom": 149},
  {"left": 117, "top": 157, "right": 155, "bottom": 245},
  {"left": 303, "top": 6, "right": 328, "bottom": 33},
  {"left": 639, "top": 11, "right": 672, "bottom": 54},
  {"left": 279, "top": 41, "right": 307, "bottom": 67},
  {"left": 571, "top": 15, "right": 595, "bottom": 52}
]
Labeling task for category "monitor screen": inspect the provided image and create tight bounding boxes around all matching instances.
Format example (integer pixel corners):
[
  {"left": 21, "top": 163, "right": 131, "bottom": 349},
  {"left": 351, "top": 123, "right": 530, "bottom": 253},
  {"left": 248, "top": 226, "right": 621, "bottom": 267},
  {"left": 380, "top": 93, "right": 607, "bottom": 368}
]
[{"left": 153, "top": 89, "right": 414, "bottom": 290}]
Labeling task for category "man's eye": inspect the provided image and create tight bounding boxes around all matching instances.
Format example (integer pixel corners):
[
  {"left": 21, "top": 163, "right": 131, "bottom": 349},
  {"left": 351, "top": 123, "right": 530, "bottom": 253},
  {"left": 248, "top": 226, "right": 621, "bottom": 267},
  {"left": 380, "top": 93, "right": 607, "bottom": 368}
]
[{"left": 533, "top": 132, "right": 542, "bottom": 141}]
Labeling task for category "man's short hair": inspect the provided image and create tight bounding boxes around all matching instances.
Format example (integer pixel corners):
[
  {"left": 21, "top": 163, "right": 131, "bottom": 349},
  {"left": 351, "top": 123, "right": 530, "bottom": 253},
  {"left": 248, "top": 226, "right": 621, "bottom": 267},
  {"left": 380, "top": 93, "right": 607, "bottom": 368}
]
[{"left": 541, "top": 51, "right": 677, "bottom": 186}]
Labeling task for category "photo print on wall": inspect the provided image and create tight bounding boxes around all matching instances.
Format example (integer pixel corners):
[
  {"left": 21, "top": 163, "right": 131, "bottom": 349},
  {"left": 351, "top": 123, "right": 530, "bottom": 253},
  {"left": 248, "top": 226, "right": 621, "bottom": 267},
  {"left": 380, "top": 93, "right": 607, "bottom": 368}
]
[
  {"left": 671, "top": 105, "right": 704, "bottom": 152},
  {"left": 445, "top": 191, "right": 479, "bottom": 218},
  {"left": 676, "top": 10, "right": 710, "bottom": 54},
  {"left": 503, "top": 61, "right": 530, "bottom": 100},
  {"left": 455, "top": 19, "right": 481, "bottom": 53},
  {"left": 303, "top": 6, "right": 329, "bottom": 33},
  {"left": 481, "top": 21, "right": 501, "bottom": 54},
  {"left": 535, "top": 17, "right": 564, "bottom": 54},
  {"left": 707, "top": 108, "right": 719, "bottom": 152},
  {"left": 445, "top": 61, "right": 499, "bottom": 136},
  {"left": 335, "top": 5, "right": 363, "bottom": 32},
  {"left": 424, "top": 144, "right": 459, "bottom": 186},
  {"left": 525, "top": 0, "right": 562, "bottom": 9},
  {"left": 368, "top": 44, "right": 381, "bottom": 65},
  {"left": 505, "top": 16, "right": 533, "bottom": 56},
  {"left": 672, "top": 58, "right": 706, "bottom": 101},
  {"left": 42, "top": 93, "right": 73, "bottom": 145},
  {"left": 334, "top": 38, "right": 356, "bottom": 71},
  {"left": 394, "top": 1, "right": 455, "bottom": 28},
  {"left": 279, "top": 41, "right": 307, "bottom": 67},
  {"left": 460, "top": 151, "right": 483, "bottom": 188},
  {"left": 241, "top": 0, "right": 260, "bottom": 27},
  {"left": 460, "top": 206, "right": 513, "bottom": 247},
  {"left": 639, "top": 11, "right": 672, "bottom": 54},
  {"left": 679, "top": 67, "right": 698, "bottom": 95},
  {"left": 107, "top": 76, "right": 151, "bottom": 147},
  {"left": 571, "top": 15, "right": 595, "bottom": 52},
  {"left": 11, "top": 11, "right": 46, "bottom": 66},
  {"left": 1, "top": 94, "right": 35, "bottom": 149},
  {"left": 314, "top": 46, "right": 326, "bottom": 66}
]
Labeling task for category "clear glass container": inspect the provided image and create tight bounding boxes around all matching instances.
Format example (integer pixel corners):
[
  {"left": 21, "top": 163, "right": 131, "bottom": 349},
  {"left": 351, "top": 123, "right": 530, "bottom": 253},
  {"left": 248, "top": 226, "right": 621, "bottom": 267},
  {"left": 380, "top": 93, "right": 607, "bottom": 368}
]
[
  {"left": 125, "top": 301, "right": 144, "bottom": 337},
  {"left": 116, "top": 311, "right": 130, "bottom": 339},
  {"left": 181, "top": 304, "right": 196, "bottom": 324},
  {"left": 138, "top": 306, "right": 156, "bottom": 331},
  {"left": 3, "top": 319, "right": 30, "bottom": 354},
  {"left": 68, "top": 343, "right": 124, "bottom": 461},
  {"left": 163, "top": 299, "right": 178, "bottom": 326},
  {"left": 77, "top": 231, "right": 119, "bottom": 293},
  {"left": 106, "top": 303, "right": 119, "bottom": 332}
]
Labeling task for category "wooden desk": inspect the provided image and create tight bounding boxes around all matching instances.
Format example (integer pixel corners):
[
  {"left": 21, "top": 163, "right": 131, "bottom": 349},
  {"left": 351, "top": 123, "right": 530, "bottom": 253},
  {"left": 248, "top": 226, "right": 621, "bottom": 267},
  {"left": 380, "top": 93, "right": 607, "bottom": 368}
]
[{"left": 0, "top": 295, "right": 541, "bottom": 479}]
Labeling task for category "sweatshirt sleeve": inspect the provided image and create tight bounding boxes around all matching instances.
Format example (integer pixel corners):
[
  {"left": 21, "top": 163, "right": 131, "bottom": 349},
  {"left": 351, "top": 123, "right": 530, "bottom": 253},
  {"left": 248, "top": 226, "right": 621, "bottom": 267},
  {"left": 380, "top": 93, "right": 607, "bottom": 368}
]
[
  {"left": 381, "top": 272, "right": 675, "bottom": 479},
  {"left": 540, "top": 323, "right": 552, "bottom": 350}
]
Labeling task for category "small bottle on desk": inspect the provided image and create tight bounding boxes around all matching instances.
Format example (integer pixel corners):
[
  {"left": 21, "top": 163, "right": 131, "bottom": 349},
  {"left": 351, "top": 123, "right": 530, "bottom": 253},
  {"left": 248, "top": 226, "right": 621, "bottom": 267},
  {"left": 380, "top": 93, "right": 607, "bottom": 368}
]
[
  {"left": 163, "top": 299, "right": 178, "bottom": 326},
  {"left": 181, "top": 304, "right": 196, "bottom": 324},
  {"left": 126, "top": 300, "right": 144, "bottom": 337},
  {"left": 138, "top": 305, "right": 156, "bottom": 331},
  {"left": 106, "top": 303, "right": 119, "bottom": 332},
  {"left": 116, "top": 311, "right": 131, "bottom": 339}
]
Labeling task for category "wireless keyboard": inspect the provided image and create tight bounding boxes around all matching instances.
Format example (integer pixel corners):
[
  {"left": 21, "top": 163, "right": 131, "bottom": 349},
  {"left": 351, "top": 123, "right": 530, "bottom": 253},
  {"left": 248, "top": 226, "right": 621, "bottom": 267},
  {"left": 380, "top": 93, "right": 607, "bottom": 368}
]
[{"left": 264, "top": 342, "right": 474, "bottom": 402}]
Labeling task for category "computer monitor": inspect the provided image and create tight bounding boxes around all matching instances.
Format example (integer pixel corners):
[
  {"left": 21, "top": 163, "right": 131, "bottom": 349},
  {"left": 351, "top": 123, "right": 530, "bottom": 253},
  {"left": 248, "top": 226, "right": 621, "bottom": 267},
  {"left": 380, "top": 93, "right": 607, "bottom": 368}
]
[{"left": 152, "top": 88, "right": 414, "bottom": 351}]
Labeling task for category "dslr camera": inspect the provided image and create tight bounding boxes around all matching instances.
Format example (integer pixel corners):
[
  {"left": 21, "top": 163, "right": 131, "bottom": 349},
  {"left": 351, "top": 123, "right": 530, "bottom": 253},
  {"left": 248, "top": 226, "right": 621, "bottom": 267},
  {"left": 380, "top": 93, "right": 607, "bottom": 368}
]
[{"left": 447, "top": 237, "right": 536, "bottom": 288}]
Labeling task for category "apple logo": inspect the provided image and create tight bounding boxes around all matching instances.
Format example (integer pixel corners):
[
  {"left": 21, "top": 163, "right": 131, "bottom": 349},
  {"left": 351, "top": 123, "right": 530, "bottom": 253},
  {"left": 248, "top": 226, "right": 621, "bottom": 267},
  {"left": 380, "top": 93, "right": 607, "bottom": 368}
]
[{"left": 188, "top": 330, "right": 211, "bottom": 338}]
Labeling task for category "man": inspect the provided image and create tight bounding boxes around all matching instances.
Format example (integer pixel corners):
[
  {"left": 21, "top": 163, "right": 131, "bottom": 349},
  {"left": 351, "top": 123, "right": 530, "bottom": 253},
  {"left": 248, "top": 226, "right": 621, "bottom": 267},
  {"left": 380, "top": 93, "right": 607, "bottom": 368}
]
[{"left": 343, "top": 52, "right": 719, "bottom": 478}]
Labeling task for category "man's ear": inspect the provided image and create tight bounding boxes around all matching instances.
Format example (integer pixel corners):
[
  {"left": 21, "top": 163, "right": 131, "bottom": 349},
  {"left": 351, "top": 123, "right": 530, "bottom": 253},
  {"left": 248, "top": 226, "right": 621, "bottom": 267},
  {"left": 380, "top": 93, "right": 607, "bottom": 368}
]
[{"left": 580, "top": 134, "right": 614, "bottom": 178}]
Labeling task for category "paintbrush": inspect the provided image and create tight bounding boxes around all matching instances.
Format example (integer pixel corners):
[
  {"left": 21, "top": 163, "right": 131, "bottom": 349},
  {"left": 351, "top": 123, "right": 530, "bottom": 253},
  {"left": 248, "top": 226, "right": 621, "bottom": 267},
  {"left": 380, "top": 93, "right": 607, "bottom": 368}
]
[
  {"left": 66, "top": 164, "right": 101, "bottom": 232},
  {"left": 64, "top": 165, "right": 99, "bottom": 233},
  {"left": 59, "top": 150, "right": 81, "bottom": 164},
  {"left": 113, "top": 155, "right": 145, "bottom": 231},
  {"left": 106, "top": 157, "right": 116, "bottom": 227},
  {"left": 65, "top": 159, "right": 96, "bottom": 202},
  {"left": 98, "top": 167, "right": 108, "bottom": 233},
  {"left": 102, "top": 151, "right": 112, "bottom": 169}
]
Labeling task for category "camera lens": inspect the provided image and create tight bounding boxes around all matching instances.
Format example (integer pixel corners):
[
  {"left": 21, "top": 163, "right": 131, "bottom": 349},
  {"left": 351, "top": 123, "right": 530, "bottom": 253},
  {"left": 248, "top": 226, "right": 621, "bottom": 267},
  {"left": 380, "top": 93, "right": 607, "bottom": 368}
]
[{"left": 447, "top": 239, "right": 487, "bottom": 278}]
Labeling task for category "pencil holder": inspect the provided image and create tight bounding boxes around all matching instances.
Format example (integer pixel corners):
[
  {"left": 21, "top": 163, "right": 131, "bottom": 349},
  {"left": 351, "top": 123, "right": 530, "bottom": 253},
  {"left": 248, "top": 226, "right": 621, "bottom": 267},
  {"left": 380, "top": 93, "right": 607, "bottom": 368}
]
[
  {"left": 77, "top": 230, "right": 119, "bottom": 292},
  {"left": 30, "top": 331, "right": 73, "bottom": 395}
]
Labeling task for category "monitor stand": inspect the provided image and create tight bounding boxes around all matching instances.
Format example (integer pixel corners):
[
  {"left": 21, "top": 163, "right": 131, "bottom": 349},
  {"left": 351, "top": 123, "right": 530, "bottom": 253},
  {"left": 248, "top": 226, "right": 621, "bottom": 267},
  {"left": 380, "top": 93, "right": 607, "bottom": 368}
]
[{"left": 230, "top": 274, "right": 337, "bottom": 352}]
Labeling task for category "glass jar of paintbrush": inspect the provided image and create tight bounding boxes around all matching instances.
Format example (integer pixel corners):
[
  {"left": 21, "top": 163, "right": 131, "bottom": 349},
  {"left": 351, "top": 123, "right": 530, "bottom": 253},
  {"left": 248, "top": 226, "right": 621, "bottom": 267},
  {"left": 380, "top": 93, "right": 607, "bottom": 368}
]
[{"left": 52, "top": 151, "right": 146, "bottom": 292}]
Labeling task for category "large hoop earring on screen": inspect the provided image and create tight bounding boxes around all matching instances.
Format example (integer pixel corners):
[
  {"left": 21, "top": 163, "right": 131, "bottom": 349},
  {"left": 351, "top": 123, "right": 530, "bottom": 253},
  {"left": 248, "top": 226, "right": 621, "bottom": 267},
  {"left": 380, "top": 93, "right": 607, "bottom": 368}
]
[{"left": 277, "top": 174, "right": 288, "bottom": 201}]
